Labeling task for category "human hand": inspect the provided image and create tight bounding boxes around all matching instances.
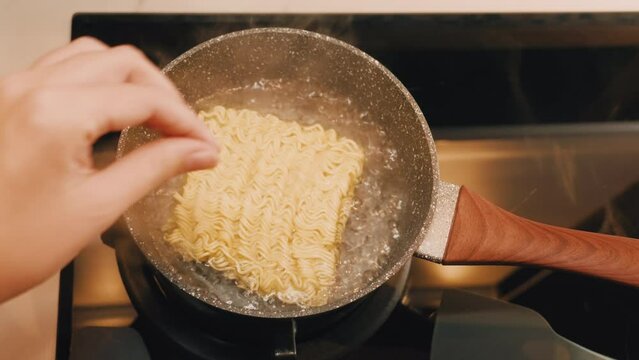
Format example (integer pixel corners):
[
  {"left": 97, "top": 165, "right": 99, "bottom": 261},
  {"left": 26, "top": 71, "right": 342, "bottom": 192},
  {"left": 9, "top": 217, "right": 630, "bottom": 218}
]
[{"left": 0, "top": 37, "right": 219, "bottom": 302}]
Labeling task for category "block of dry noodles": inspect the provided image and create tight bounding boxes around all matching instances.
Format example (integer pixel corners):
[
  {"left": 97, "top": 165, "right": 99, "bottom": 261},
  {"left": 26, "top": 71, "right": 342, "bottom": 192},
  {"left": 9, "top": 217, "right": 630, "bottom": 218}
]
[{"left": 164, "top": 106, "right": 364, "bottom": 307}]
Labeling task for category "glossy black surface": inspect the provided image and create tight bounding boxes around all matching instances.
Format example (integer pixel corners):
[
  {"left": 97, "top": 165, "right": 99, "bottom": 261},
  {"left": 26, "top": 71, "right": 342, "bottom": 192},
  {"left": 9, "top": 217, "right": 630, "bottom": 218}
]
[
  {"left": 72, "top": 13, "right": 639, "bottom": 136},
  {"left": 64, "top": 13, "right": 639, "bottom": 360},
  {"left": 112, "top": 235, "right": 423, "bottom": 360},
  {"left": 499, "top": 181, "right": 639, "bottom": 360}
]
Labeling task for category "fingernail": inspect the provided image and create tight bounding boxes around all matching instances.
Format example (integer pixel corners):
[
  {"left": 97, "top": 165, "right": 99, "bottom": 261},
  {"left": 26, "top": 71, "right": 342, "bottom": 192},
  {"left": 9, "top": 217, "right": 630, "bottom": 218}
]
[{"left": 186, "top": 148, "right": 218, "bottom": 171}]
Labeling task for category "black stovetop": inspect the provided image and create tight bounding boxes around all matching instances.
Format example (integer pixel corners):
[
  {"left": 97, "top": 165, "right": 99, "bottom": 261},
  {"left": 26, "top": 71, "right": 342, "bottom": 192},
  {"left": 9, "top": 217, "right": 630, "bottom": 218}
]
[
  {"left": 70, "top": 234, "right": 431, "bottom": 360},
  {"left": 61, "top": 13, "right": 639, "bottom": 360}
]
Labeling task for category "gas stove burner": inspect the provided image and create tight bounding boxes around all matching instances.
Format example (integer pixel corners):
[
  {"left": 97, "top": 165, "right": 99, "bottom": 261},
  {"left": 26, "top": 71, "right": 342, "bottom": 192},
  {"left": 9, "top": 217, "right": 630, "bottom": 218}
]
[{"left": 114, "top": 236, "right": 410, "bottom": 359}]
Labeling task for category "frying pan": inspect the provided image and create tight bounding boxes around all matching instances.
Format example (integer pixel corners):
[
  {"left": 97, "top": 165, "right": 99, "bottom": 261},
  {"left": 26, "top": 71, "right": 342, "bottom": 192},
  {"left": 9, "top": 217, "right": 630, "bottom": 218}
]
[{"left": 117, "top": 28, "right": 639, "bottom": 320}]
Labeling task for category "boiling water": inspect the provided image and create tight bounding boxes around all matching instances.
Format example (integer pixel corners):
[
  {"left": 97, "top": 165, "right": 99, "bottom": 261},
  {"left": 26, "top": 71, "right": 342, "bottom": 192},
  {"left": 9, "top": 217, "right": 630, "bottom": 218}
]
[{"left": 138, "top": 79, "right": 407, "bottom": 315}]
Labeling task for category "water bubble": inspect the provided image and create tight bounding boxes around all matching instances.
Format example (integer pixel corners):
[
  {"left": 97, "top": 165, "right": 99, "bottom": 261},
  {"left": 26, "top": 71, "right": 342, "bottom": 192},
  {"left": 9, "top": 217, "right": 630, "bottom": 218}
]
[{"left": 392, "top": 227, "right": 400, "bottom": 240}]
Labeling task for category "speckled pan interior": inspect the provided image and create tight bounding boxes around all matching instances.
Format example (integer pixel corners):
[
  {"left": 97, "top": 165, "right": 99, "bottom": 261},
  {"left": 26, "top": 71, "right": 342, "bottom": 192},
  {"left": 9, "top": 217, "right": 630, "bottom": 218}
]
[{"left": 117, "top": 28, "right": 439, "bottom": 318}]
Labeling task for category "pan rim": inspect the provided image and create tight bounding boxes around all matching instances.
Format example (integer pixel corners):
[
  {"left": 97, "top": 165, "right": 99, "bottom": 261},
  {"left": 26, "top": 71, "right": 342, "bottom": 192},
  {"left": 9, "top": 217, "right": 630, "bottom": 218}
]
[{"left": 117, "top": 27, "right": 440, "bottom": 318}]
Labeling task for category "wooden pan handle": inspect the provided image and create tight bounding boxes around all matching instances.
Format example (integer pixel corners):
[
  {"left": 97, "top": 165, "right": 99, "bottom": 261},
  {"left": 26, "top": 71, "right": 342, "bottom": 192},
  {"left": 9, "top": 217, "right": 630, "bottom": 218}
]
[{"left": 443, "top": 186, "right": 639, "bottom": 286}]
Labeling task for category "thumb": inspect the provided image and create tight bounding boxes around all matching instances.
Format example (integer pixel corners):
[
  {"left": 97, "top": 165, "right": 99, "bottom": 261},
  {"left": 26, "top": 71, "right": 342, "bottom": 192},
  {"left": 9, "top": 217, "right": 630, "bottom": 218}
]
[{"left": 85, "top": 137, "right": 218, "bottom": 227}]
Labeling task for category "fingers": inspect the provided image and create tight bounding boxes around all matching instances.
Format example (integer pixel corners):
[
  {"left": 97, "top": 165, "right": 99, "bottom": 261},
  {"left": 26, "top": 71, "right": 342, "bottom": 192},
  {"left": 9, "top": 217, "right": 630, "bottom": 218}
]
[
  {"left": 85, "top": 137, "right": 218, "bottom": 227},
  {"left": 33, "top": 44, "right": 180, "bottom": 98},
  {"left": 17, "top": 84, "right": 216, "bottom": 146},
  {"left": 30, "top": 37, "right": 109, "bottom": 69}
]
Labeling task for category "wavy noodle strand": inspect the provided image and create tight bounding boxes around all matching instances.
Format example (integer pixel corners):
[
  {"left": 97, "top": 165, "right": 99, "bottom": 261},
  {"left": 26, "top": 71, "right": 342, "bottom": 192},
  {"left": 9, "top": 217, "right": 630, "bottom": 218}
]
[{"left": 163, "top": 106, "right": 364, "bottom": 307}]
